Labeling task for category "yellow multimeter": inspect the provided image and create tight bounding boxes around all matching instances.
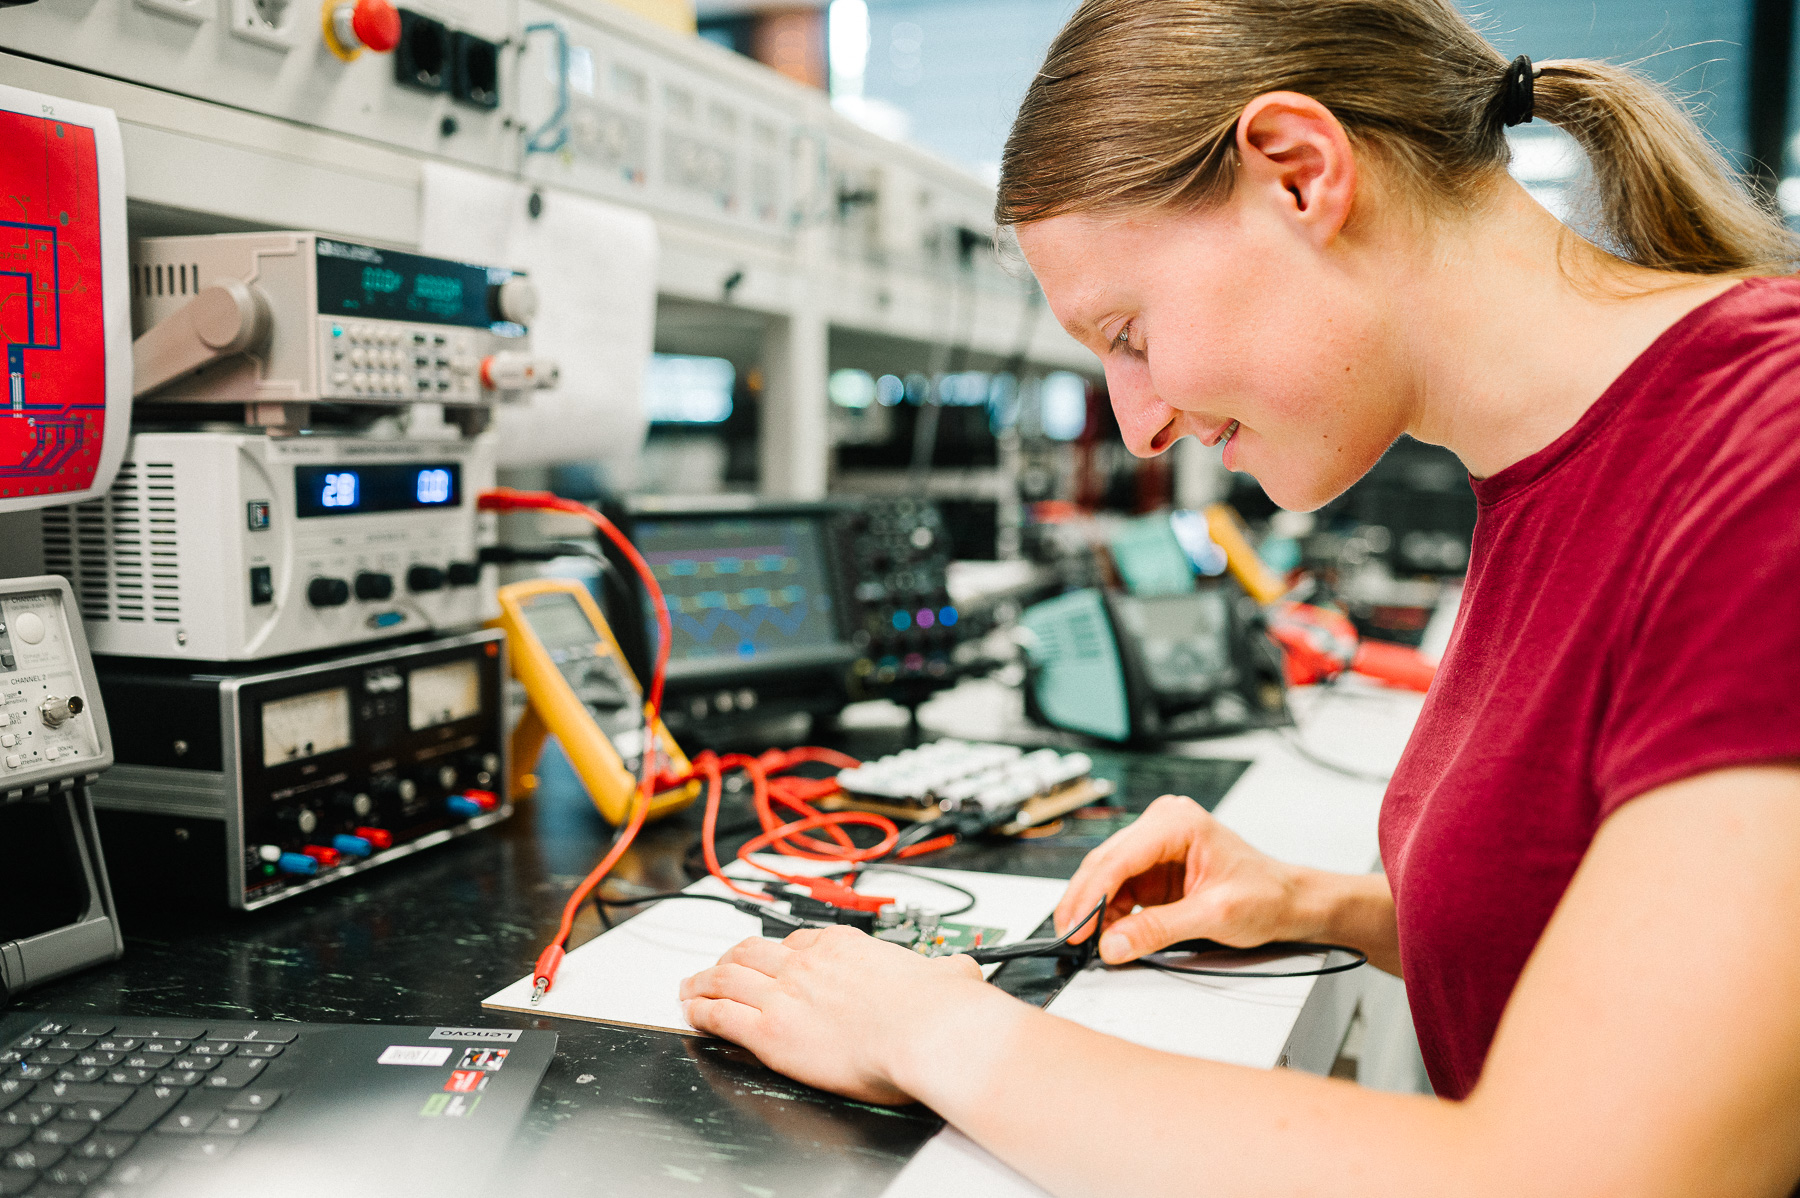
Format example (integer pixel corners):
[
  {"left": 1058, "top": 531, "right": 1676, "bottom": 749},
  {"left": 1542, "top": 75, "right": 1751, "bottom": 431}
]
[{"left": 492, "top": 578, "right": 699, "bottom": 825}]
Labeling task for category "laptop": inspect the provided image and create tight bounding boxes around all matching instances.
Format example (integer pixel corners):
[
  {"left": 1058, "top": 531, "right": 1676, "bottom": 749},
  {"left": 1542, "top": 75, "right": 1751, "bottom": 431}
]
[{"left": 0, "top": 1012, "right": 555, "bottom": 1198}]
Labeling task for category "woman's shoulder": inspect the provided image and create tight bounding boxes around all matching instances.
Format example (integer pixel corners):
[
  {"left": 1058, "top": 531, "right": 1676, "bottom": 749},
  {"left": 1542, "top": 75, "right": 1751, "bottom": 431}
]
[{"left": 1634, "top": 276, "right": 1800, "bottom": 431}]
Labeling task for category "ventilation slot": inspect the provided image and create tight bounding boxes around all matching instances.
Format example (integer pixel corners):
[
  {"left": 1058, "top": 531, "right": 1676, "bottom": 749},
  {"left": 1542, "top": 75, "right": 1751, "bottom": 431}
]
[
  {"left": 145, "top": 463, "right": 180, "bottom": 623},
  {"left": 39, "top": 461, "right": 180, "bottom": 623}
]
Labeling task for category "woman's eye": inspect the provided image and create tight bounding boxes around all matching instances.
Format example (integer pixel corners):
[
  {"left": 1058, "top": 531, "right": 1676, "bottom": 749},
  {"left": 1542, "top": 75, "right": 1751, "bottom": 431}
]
[{"left": 1113, "top": 323, "right": 1136, "bottom": 352}]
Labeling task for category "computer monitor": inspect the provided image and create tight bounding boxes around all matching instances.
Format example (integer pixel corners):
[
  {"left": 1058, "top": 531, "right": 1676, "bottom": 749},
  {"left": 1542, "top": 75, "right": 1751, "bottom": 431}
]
[{"left": 0, "top": 84, "right": 132, "bottom": 514}]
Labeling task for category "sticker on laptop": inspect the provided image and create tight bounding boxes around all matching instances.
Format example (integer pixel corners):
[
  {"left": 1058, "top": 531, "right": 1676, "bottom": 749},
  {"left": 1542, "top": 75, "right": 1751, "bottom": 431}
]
[
  {"left": 421, "top": 1093, "right": 481, "bottom": 1118},
  {"left": 378, "top": 1045, "right": 453, "bottom": 1067},
  {"left": 429, "top": 1028, "right": 522, "bottom": 1043},
  {"left": 458, "top": 1048, "right": 509, "bottom": 1072},
  {"left": 444, "top": 1070, "right": 490, "bottom": 1094}
]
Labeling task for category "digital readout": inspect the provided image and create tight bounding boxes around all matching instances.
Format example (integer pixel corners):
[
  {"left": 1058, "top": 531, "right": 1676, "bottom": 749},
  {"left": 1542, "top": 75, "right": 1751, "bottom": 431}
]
[
  {"left": 314, "top": 238, "right": 509, "bottom": 329},
  {"left": 294, "top": 463, "right": 462, "bottom": 518}
]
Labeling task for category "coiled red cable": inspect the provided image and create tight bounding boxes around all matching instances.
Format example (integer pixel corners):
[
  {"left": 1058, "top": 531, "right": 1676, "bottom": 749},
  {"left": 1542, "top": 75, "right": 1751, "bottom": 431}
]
[{"left": 482, "top": 490, "right": 947, "bottom": 1003}]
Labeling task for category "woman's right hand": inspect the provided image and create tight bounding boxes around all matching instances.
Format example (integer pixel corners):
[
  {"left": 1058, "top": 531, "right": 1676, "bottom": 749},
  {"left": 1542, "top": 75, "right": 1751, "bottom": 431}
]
[{"left": 1053, "top": 794, "right": 1312, "bottom": 964}]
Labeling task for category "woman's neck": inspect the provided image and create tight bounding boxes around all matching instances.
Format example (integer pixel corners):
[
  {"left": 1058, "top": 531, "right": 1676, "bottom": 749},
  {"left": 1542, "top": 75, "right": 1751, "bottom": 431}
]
[{"left": 1393, "top": 181, "right": 1740, "bottom": 479}]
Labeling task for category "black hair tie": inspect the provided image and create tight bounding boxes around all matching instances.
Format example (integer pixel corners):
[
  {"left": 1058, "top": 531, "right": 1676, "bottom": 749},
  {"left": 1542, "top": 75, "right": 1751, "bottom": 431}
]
[{"left": 1499, "top": 54, "right": 1537, "bottom": 127}]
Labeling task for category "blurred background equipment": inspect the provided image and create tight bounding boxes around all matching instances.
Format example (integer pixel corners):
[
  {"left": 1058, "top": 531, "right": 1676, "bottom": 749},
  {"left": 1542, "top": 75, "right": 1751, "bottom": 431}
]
[{"left": 1017, "top": 580, "right": 1289, "bottom": 745}]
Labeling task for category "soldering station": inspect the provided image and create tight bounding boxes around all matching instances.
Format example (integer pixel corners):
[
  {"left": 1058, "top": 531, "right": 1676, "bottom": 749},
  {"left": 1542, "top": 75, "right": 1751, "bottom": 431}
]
[{"left": 0, "top": 1, "right": 1467, "bottom": 1193}]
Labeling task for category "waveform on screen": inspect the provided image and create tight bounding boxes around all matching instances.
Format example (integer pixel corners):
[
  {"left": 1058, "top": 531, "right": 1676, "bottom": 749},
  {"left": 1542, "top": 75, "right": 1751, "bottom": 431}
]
[{"left": 671, "top": 603, "right": 812, "bottom": 644}]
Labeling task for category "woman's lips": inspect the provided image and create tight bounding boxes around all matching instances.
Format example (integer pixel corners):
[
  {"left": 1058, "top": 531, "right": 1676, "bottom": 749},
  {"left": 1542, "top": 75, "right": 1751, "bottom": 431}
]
[
  {"left": 1202, "top": 419, "right": 1237, "bottom": 448},
  {"left": 1221, "top": 420, "right": 1242, "bottom": 469}
]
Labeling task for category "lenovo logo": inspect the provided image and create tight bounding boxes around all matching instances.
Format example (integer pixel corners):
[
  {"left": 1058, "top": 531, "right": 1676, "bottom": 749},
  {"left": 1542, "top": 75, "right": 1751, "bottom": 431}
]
[{"left": 429, "top": 1028, "right": 523, "bottom": 1043}]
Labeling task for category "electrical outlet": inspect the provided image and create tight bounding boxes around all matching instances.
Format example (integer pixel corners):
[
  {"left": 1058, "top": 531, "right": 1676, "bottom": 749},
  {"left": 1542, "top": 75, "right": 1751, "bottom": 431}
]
[
  {"left": 134, "top": 0, "right": 211, "bottom": 25},
  {"left": 229, "top": 0, "right": 301, "bottom": 50}
]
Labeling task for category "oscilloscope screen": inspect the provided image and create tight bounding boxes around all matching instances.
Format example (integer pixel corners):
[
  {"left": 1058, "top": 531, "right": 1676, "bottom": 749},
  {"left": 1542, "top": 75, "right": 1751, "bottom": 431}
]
[{"left": 633, "top": 516, "right": 846, "bottom": 671}]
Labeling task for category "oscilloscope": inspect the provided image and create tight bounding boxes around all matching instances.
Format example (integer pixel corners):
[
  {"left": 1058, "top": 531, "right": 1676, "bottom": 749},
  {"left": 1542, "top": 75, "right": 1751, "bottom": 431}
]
[{"left": 605, "top": 504, "right": 859, "bottom": 732}]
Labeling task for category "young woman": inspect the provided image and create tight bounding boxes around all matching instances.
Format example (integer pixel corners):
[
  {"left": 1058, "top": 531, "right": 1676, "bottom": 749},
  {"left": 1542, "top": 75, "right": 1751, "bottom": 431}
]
[{"left": 681, "top": 2, "right": 1800, "bottom": 1192}]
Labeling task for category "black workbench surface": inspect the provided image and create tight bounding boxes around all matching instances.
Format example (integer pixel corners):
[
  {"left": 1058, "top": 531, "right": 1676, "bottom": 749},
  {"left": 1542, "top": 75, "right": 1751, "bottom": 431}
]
[{"left": 8, "top": 726, "right": 1247, "bottom": 1197}]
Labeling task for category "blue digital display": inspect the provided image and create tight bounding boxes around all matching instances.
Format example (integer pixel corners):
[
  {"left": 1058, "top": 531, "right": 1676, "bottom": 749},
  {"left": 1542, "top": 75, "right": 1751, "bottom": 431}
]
[
  {"left": 321, "top": 473, "right": 358, "bottom": 509},
  {"left": 416, "top": 469, "right": 453, "bottom": 505},
  {"left": 294, "top": 463, "right": 462, "bottom": 518}
]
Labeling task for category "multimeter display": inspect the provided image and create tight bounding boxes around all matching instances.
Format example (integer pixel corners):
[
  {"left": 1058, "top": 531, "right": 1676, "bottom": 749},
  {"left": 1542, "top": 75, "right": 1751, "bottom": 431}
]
[
  {"left": 521, "top": 592, "right": 602, "bottom": 652},
  {"left": 495, "top": 579, "right": 697, "bottom": 826},
  {"left": 293, "top": 463, "right": 462, "bottom": 518}
]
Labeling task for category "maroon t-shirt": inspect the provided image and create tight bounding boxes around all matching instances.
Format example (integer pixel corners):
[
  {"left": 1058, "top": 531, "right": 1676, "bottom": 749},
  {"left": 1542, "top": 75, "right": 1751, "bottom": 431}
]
[{"left": 1380, "top": 277, "right": 1800, "bottom": 1100}]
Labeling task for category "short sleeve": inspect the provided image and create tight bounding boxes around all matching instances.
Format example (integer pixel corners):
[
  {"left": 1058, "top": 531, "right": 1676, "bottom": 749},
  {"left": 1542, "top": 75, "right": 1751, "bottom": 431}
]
[{"left": 1594, "top": 416, "right": 1800, "bottom": 815}]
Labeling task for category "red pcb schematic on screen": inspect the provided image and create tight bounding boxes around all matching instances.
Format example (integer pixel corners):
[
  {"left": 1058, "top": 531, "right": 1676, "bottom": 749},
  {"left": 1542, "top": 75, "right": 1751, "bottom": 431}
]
[{"left": 0, "top": 85, "right": 130, "bottom": 513}]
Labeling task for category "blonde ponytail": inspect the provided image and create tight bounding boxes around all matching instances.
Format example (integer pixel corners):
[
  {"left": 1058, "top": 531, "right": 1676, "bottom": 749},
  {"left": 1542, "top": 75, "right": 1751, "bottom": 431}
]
[
  {"left": 997, "top": 0, "right": 1798, "bottom": 276},
  {"left": 1532, "top": 60, "right": 1794, "bottom": 273}
]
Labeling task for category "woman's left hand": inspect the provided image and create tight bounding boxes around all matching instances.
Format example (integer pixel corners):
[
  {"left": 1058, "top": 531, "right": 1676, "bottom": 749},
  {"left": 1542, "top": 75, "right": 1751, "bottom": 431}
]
[{"left": 679, "top": 924, "right": 987, "bottom": 1106}]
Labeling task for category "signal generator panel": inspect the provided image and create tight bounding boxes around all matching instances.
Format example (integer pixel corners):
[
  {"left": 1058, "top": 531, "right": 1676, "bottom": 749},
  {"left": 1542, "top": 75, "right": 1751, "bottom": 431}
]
[
  {"left": 0, "top": 576, "right": 124, "bottom": 996},
  {"left": 131, "top": 232, "right": 537, "bottom": 408},
  {"left": 42, "top": 431, "right": 497, "bottom": 662},
  {"left": 0, "top": 582, "right": 111, "bottom": 797},
  {"left": 90, "top": 629, "right": 507, "bottom": 910}
]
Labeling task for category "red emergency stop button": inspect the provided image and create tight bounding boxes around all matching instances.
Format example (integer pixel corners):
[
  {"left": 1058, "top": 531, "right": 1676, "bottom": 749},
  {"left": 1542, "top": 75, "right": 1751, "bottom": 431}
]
[{"left": 323, "top": 0, "right": 399, "bottom": 59}]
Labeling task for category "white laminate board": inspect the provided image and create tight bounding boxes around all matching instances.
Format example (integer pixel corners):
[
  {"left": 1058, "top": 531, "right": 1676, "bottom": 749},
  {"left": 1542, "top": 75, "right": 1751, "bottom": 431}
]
[
  {"left": 1044, "top": 956, "right": 1322, "bottom": 1067},
  {"left": 483, "top": 856, "right": 1067, "bottom": 1034}
]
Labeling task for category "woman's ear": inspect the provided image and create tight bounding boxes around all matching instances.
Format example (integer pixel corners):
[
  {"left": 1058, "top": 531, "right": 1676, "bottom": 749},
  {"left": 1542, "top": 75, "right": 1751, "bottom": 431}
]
[{"left": 1234, "top": 91, "right": 1358, "bottom": 247}]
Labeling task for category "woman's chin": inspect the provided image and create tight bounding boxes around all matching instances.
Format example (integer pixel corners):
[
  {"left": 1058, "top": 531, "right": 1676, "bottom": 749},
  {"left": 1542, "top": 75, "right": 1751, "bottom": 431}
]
[{"left": 1253, "top": 470, "right": 1345, "bottom": 515}]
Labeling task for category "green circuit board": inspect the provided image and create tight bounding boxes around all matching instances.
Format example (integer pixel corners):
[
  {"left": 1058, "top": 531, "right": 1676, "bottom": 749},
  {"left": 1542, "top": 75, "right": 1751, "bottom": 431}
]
[{"left": 876, "top": 919, "right": 1007, "bottom": 957}]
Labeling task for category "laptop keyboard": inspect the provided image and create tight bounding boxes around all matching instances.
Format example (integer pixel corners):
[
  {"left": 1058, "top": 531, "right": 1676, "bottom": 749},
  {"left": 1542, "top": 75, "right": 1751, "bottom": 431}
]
[{"left": 0, "top": 1017, "right": 291, "bottom": 1197}]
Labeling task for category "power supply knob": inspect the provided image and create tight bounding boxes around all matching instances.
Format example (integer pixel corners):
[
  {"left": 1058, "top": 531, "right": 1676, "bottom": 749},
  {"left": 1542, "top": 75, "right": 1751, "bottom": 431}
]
[
  {"left": 354, "top": 572, "right": 394, "bottom": 601},
  {"left": 407, "top": 565, "right": 446, "bottom": 593},
  {"left": 446, "top": 561, "right": 481, "bottom": 587},
  {"left": 488, "top": 277, "right": 538, "bottom": 326},
  {"left": 324, "top": 0, "right": 401, "bottom": 60},
  {"left": 308, "top": 577, "right": 351, "bottom": 607}
]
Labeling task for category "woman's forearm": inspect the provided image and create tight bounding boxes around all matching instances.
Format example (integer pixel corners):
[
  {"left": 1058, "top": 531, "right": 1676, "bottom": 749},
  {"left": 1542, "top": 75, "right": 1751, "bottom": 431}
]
[
  {"left": 892, "top": 983, "right": 1464, "bottom": 1198},
  {"left": 1284, "top": 867, "right": 1401, "bottom": 974}
]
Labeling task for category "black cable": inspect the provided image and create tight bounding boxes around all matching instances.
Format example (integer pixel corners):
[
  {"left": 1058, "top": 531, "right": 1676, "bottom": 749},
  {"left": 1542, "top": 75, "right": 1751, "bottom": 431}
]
[
  {"left": 1139, "top": 940, "right": 1368, "bottom": 979},
  {"left": 968, "top": 899, "right": 1104, "bottom": 964},
  {"left": 1277, "top": 725, "right": 1393, "bottom": 784},
  {"left": 826, "top": 865, "right": 977, "bottom": 917}
]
